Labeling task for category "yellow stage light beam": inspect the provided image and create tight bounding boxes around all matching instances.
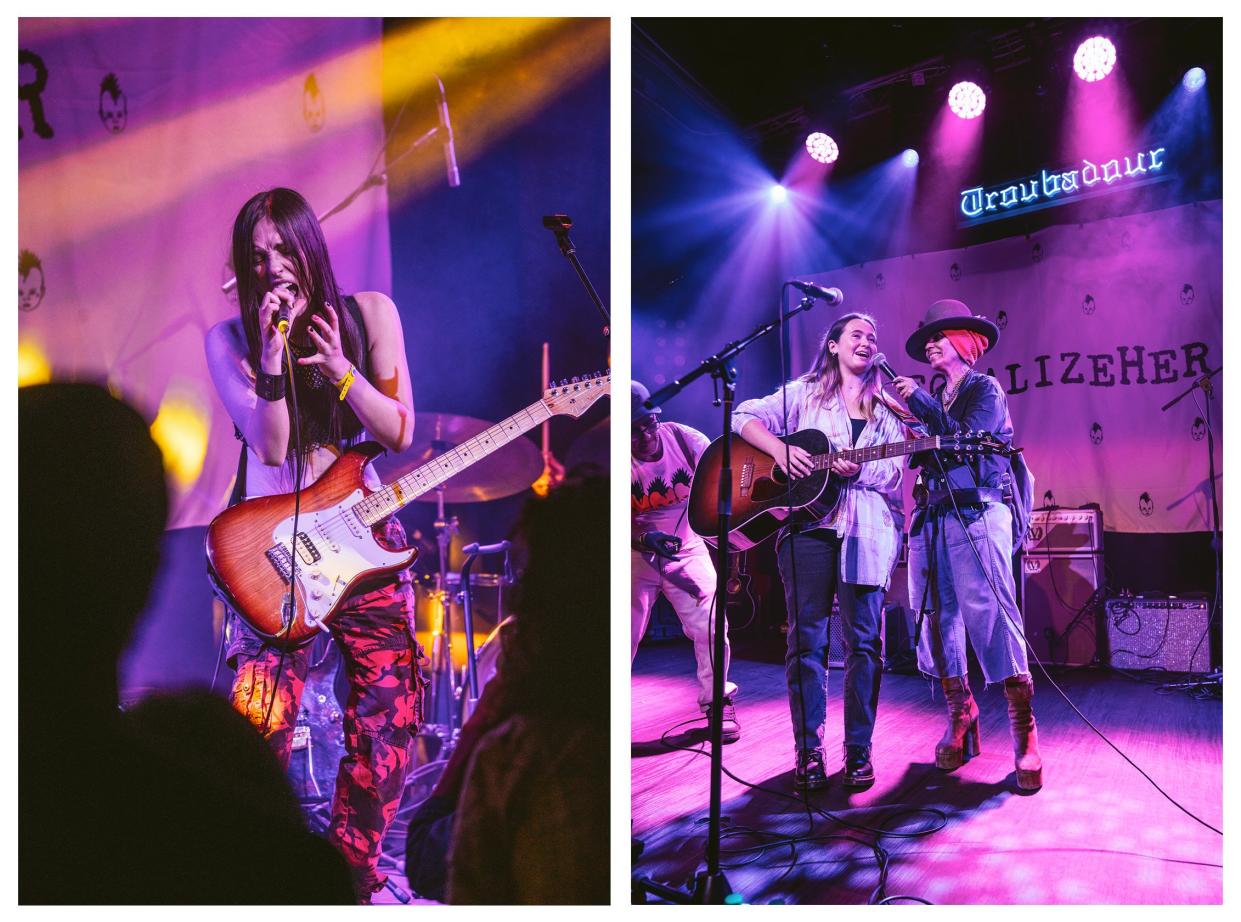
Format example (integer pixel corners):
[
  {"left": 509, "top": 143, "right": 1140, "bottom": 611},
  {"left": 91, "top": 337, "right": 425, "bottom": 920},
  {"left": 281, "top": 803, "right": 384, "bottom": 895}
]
[
  {"left": 20, "top": 18, "right": 606, "bottom": 254},
  {"left": 149, "top": 387, "right": 210, "bottom": 491},
  {"left": 381, "top": 18, "right": 609, "bottom": 202},
  {"left": 18, "top": 337, "right": 52, "bottom": 387}
]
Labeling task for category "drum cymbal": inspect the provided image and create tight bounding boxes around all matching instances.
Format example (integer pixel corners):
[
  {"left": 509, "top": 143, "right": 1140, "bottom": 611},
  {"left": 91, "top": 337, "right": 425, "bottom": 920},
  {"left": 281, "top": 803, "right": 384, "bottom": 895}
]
[{"left": 372, "top": 411, "right": 543, "bottom": 503}]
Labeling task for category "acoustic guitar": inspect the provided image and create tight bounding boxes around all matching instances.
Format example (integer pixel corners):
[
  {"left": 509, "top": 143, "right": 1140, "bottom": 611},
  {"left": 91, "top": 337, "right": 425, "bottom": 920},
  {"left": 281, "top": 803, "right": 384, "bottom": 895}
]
[
  {"left": 206, "top": 372, "right": 610, "bottom": 646},
  {"left": 688, "top": 429, "right": 1012, "bottom": 550}
]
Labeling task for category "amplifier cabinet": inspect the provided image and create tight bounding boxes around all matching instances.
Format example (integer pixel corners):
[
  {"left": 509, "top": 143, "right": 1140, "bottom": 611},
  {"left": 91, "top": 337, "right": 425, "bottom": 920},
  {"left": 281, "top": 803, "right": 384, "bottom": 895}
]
[
  {"left": 1024, "top": 508, "right": 1103, "bottom": 555},
  {"left": 1104, "top": 597, "right": 1210, "bottom": 673},
  {"left": 1020, "top": 553, "right": 1103, "bottom": 667}
]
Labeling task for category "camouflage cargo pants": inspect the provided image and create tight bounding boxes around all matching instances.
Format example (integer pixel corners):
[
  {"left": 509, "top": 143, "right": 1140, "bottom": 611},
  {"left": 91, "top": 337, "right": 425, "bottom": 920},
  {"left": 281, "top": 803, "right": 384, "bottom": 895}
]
[{"left": 227, "top": 519, "right": 426, "bottom": 899}]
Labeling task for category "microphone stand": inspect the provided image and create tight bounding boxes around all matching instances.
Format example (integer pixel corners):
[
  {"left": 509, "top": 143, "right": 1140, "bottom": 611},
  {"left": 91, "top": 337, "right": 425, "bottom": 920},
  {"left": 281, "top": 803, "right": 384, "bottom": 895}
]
[
  {"left": 633, "top": 293, "right": 818, "bottom": 904},
  {"left": 543, "top": 214, "right": 610, "bottom": 337},
  {"left": 1160, "top": 366, "right": 1222, "bottom": 688}
]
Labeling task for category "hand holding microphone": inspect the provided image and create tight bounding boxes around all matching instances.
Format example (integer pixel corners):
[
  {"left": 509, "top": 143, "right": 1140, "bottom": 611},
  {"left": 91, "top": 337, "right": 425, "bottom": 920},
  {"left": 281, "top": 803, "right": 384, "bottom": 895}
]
[{"left": 872, "top": 352, "right": 919, "bottom": 400}]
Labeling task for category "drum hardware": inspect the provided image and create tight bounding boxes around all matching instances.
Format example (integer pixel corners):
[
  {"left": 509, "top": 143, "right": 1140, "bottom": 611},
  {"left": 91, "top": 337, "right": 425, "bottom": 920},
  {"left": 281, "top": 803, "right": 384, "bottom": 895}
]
[{"left": 458, "top": 540, "right": 512, "bottom": 723}]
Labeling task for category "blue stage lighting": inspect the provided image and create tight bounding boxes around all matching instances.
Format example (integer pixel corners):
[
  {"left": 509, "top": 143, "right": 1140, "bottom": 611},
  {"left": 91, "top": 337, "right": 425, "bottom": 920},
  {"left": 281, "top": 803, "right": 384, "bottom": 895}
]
[
  {"left": 769, "top": 184, "right": 788, "bottom": 204},
  {"left": 902, "top": 148, "right": 920, "bottom": 167},
  {"left": 1183, "top": 67, "right": 1207, "bottom": 91}
]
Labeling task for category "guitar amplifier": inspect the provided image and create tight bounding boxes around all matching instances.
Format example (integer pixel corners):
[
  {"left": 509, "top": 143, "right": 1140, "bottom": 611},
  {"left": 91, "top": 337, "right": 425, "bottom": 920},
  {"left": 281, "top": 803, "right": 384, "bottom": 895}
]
[
  {"left": 1024, "top": 507, "right": 1103, "bottom": 555},
  {"left": 1104, "top": 597, "right": 1211, "bottom": 673},
  {"left": 1020, "top": 553, "right": 1103, "bottom": 667}
]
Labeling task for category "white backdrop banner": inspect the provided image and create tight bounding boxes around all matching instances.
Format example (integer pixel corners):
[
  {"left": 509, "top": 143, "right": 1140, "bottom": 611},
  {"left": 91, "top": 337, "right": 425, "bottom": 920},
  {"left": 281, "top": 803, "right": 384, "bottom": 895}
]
[
  {"left": 797, "top": 201, "right": 1222, "bottom": 534},
  {"left": 19, "top": 18, "right": 391, "bottom": 528}
]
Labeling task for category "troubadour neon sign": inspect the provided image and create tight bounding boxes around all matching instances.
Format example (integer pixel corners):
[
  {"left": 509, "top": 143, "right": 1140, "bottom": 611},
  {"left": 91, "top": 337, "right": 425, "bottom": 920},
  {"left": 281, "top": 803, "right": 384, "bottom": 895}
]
[{"left": 959, "top": 146, "right": 1169, "bottom": 226}]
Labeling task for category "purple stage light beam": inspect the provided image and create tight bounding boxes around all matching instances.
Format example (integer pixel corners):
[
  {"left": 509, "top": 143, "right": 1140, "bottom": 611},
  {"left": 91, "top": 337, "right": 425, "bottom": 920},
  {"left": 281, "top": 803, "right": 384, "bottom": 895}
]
[
  {"left": 805, "top": 132, "right": 839, "bottom": 164},
  {"left": 948, "top": 81, "right": 986, "bottom": 119},
  {"left": 1074, "top": 36, "right": 1117, "bottom": 82},
  {"left": 1183, "top": 67, "right": 1207, "bottom": 92}
]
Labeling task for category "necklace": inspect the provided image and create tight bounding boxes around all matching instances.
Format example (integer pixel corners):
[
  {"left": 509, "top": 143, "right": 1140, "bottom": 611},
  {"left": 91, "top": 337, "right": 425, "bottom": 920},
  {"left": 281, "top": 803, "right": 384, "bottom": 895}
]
[{"left": 941, "top": 372, "right": 968, "bottom": 407}]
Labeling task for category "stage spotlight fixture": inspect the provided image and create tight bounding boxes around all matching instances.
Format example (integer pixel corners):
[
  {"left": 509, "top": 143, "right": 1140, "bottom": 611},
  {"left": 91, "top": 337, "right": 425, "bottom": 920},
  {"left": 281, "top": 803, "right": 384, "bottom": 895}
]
[
  {"left": 901, "top": 148, "right": 920, "bottom": 167},
  {"left": 805, "top": 132, "right": 839, "bottom": 164},
  {"left": 947, "top": 81, "right": 986, "bottom": 119},
  {"left": 1182, "top": 67, "right": 1206, "bottom": 91},
  {"left": 769, "top": 183, "right": 788, "bottom": 204},
  {"left": 1073, "top": 36, "right": 1116, "bottom": 82}
]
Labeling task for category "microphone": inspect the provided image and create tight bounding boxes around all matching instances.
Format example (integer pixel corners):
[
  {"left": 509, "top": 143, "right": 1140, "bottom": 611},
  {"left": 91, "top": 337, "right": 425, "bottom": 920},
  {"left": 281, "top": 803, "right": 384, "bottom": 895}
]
[
  {"left": 435, "top": 75, "right": 461, "bottom": 188},
  {"left": 276, "top": 302, "right": 292, "bottom": 335},
  {"left": 871, "top": 352, "right": 899, "bottom": 382},
  {"left": 789, "top": 280, "right": 844, "bottom": 305}
]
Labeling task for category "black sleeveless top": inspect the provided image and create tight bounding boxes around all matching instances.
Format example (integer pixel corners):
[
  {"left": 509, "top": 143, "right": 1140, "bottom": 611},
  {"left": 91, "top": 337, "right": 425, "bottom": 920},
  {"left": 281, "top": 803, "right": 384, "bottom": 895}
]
[{"left": 228, "top": 295, "right": 369, "bottom": 506}]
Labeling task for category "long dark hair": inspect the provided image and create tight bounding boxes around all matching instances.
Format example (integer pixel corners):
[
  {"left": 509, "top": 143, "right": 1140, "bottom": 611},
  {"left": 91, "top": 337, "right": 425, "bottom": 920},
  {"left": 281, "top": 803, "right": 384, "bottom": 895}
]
[
  {"left": 498, "top": 468, "right": 609, "bottom": 717},
  {"left": 799, "top": 311, "right": 884, "bottom": 418},
  {"left": 230, "top": 187, "right": 364, "bottom": 456}
]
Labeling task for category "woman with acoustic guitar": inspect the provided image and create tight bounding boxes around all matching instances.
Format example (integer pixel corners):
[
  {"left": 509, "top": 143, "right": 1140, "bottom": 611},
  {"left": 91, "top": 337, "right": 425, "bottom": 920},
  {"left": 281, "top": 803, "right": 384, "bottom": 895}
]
[
  {"left": 204, "top": 187, "right": 421, "bottom": 901},
  {"left": 733, "top": 313, "right": 906, "bottom": 790}
]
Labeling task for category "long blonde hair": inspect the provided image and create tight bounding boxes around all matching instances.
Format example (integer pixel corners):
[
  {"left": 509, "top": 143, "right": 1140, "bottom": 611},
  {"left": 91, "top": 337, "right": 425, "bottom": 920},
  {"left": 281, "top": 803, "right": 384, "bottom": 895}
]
[{"left": 798, "top": 312, "right": 883, "bottom": 418}]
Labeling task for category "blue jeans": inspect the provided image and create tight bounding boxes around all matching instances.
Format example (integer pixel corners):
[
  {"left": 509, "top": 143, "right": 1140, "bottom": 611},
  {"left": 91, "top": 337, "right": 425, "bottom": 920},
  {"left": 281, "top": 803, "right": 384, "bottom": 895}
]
[
  {"left": 777, "top": 530, "right": 885, "bottom": 752},
  {"left": 908, "top": 502, "right": 1029, "bottom": 683}
]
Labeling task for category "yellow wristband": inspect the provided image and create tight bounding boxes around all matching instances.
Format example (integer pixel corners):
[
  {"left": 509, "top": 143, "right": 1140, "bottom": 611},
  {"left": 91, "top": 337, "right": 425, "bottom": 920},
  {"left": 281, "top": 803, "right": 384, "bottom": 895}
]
[{"left": 335, "top": 364, "right": 356, "bottom": 401}]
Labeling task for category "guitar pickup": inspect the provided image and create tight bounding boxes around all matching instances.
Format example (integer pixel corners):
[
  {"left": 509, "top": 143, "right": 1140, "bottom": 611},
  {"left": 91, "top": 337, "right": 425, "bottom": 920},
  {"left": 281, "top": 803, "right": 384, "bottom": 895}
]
[{"left": 294, "top": 531, "right": 321, "bottom": 566}]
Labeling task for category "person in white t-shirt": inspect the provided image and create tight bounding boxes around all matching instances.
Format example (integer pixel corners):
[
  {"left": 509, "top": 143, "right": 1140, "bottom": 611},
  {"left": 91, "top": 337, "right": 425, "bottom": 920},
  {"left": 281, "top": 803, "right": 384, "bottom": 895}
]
[{"left": 631, "top": 381, "right": 739, "bottom": 741}]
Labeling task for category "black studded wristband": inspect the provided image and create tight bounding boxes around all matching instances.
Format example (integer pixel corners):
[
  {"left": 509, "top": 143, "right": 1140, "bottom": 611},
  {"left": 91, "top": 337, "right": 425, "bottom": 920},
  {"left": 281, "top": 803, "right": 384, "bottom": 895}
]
[{"left": 255, "top": 370, "right": 286, "bottom": 402}]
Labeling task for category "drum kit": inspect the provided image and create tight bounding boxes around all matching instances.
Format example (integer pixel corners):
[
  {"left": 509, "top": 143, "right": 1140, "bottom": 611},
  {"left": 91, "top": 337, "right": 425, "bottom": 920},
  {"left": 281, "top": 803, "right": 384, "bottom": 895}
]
[{"left": 287, "top": 407, "right": 551, "bottom": 807}]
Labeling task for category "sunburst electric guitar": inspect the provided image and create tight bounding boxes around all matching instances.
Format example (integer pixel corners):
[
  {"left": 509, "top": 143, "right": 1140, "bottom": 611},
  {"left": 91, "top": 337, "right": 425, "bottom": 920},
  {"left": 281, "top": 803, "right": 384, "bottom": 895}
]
[{"left": 206, "top": 372, "right": 610, "bottom": 647}]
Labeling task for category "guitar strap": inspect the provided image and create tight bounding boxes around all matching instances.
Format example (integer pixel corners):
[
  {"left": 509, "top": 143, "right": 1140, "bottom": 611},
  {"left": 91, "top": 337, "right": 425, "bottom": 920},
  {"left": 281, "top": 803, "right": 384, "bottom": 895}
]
[
  {"left": 665, "top": 422, "right": 699, "bottom": 536},
  {"left": 226, "top": 295, "right": 368, "bottom": 508}
]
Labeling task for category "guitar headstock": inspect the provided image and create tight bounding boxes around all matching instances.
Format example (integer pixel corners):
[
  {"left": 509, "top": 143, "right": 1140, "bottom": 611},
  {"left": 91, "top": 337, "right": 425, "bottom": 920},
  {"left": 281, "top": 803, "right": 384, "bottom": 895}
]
[
  {"left": 542, "top": 371, "right": 611, "bottom": 418},
  {"left": 943, "top": 430, "right": 1018, "bottom": 457}
]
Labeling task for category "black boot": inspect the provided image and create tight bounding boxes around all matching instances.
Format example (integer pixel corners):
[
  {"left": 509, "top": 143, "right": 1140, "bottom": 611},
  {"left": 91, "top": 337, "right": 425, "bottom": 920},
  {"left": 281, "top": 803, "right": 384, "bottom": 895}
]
[
  {"left": 842, "top": 743, "right": 875, "bottom": 788},
  {"left": 794, "top": 748, "right": 828, "bottom": 790}
]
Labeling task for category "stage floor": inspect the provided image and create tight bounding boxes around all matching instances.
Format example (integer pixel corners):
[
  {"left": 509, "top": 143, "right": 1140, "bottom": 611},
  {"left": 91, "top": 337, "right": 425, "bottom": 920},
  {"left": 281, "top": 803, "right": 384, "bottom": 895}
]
[{"left": 632, "top": 641, "right": 1222, "bottom": 905}]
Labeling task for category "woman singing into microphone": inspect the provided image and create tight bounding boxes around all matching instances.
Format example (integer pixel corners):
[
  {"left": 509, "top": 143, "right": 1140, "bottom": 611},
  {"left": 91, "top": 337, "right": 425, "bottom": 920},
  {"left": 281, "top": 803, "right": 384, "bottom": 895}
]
[{"left": 733, "top": 313, "right": 906, "bottom": 790}]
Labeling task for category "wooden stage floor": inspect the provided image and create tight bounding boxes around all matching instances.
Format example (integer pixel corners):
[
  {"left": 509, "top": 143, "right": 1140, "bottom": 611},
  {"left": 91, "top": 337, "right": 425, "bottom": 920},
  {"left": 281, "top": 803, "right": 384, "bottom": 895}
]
[{"left": 632, "top": 640, "right": 1222, "bottom": 905}]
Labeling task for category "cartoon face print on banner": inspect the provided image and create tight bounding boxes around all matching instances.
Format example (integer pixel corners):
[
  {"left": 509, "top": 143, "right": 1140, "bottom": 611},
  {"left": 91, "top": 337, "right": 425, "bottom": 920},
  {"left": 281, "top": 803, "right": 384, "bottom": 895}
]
[
  {"left": 1089, "top": 422, "right": 1103, "bottom": 445},
  {"left": 19, "top": 49, "right": 54, "bottom": 140},
  {"left": 19, "top": 249, "right": 45, "bottom": 312},
  {"left": 1191, "top": 417, "right": 1206, "bottom": 441},
  {"left": 98, "top": 73, "right": 127, "bottom": 134},
  {"left": 1082, "top": 294, "right": 1096, "bottom": 315},
  {"left": 1138, "top": 492, "right": 1155, "bottom": 517},
  {"left": 1180, "top": 283, "right": 1195, "bottom": 306},
  {"left": 996, "top": 309, "right": 1008, "bottom": 330},
  {"left": 949, "top": 262, "right": 962, "bottom": 282},
  {"left": 303, "top": 73, "right": 325, "bottom": 132}
]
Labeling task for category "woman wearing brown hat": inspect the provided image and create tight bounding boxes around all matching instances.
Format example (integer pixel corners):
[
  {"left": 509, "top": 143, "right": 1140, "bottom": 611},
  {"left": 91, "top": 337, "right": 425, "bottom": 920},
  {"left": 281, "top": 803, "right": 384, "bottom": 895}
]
[
  {"left": 733, "top": 313, "right": 907, "bottom": 791},
  {"left": 890, "top": 299, "right": 1042, "bottom": 792}
]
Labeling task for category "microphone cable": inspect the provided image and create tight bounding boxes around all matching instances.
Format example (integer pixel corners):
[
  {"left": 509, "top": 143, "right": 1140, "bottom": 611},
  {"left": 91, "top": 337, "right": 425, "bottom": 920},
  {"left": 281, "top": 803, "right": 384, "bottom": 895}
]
[{"left": 921, "top": 414, "right": 1221, "bottom": 837}]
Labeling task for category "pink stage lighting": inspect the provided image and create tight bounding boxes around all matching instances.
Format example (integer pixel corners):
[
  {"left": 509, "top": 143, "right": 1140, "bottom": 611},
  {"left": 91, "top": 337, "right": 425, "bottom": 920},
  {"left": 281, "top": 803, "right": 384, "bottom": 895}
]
[
  {"left": 1073, "top": 36, "right": 1117, "bottom": 82},
  {"left": 948, "top": 82, "right": 986, "bottom": 119},
  {"left": 805, "top": 132, "right": 839, "bottom": 164}
]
